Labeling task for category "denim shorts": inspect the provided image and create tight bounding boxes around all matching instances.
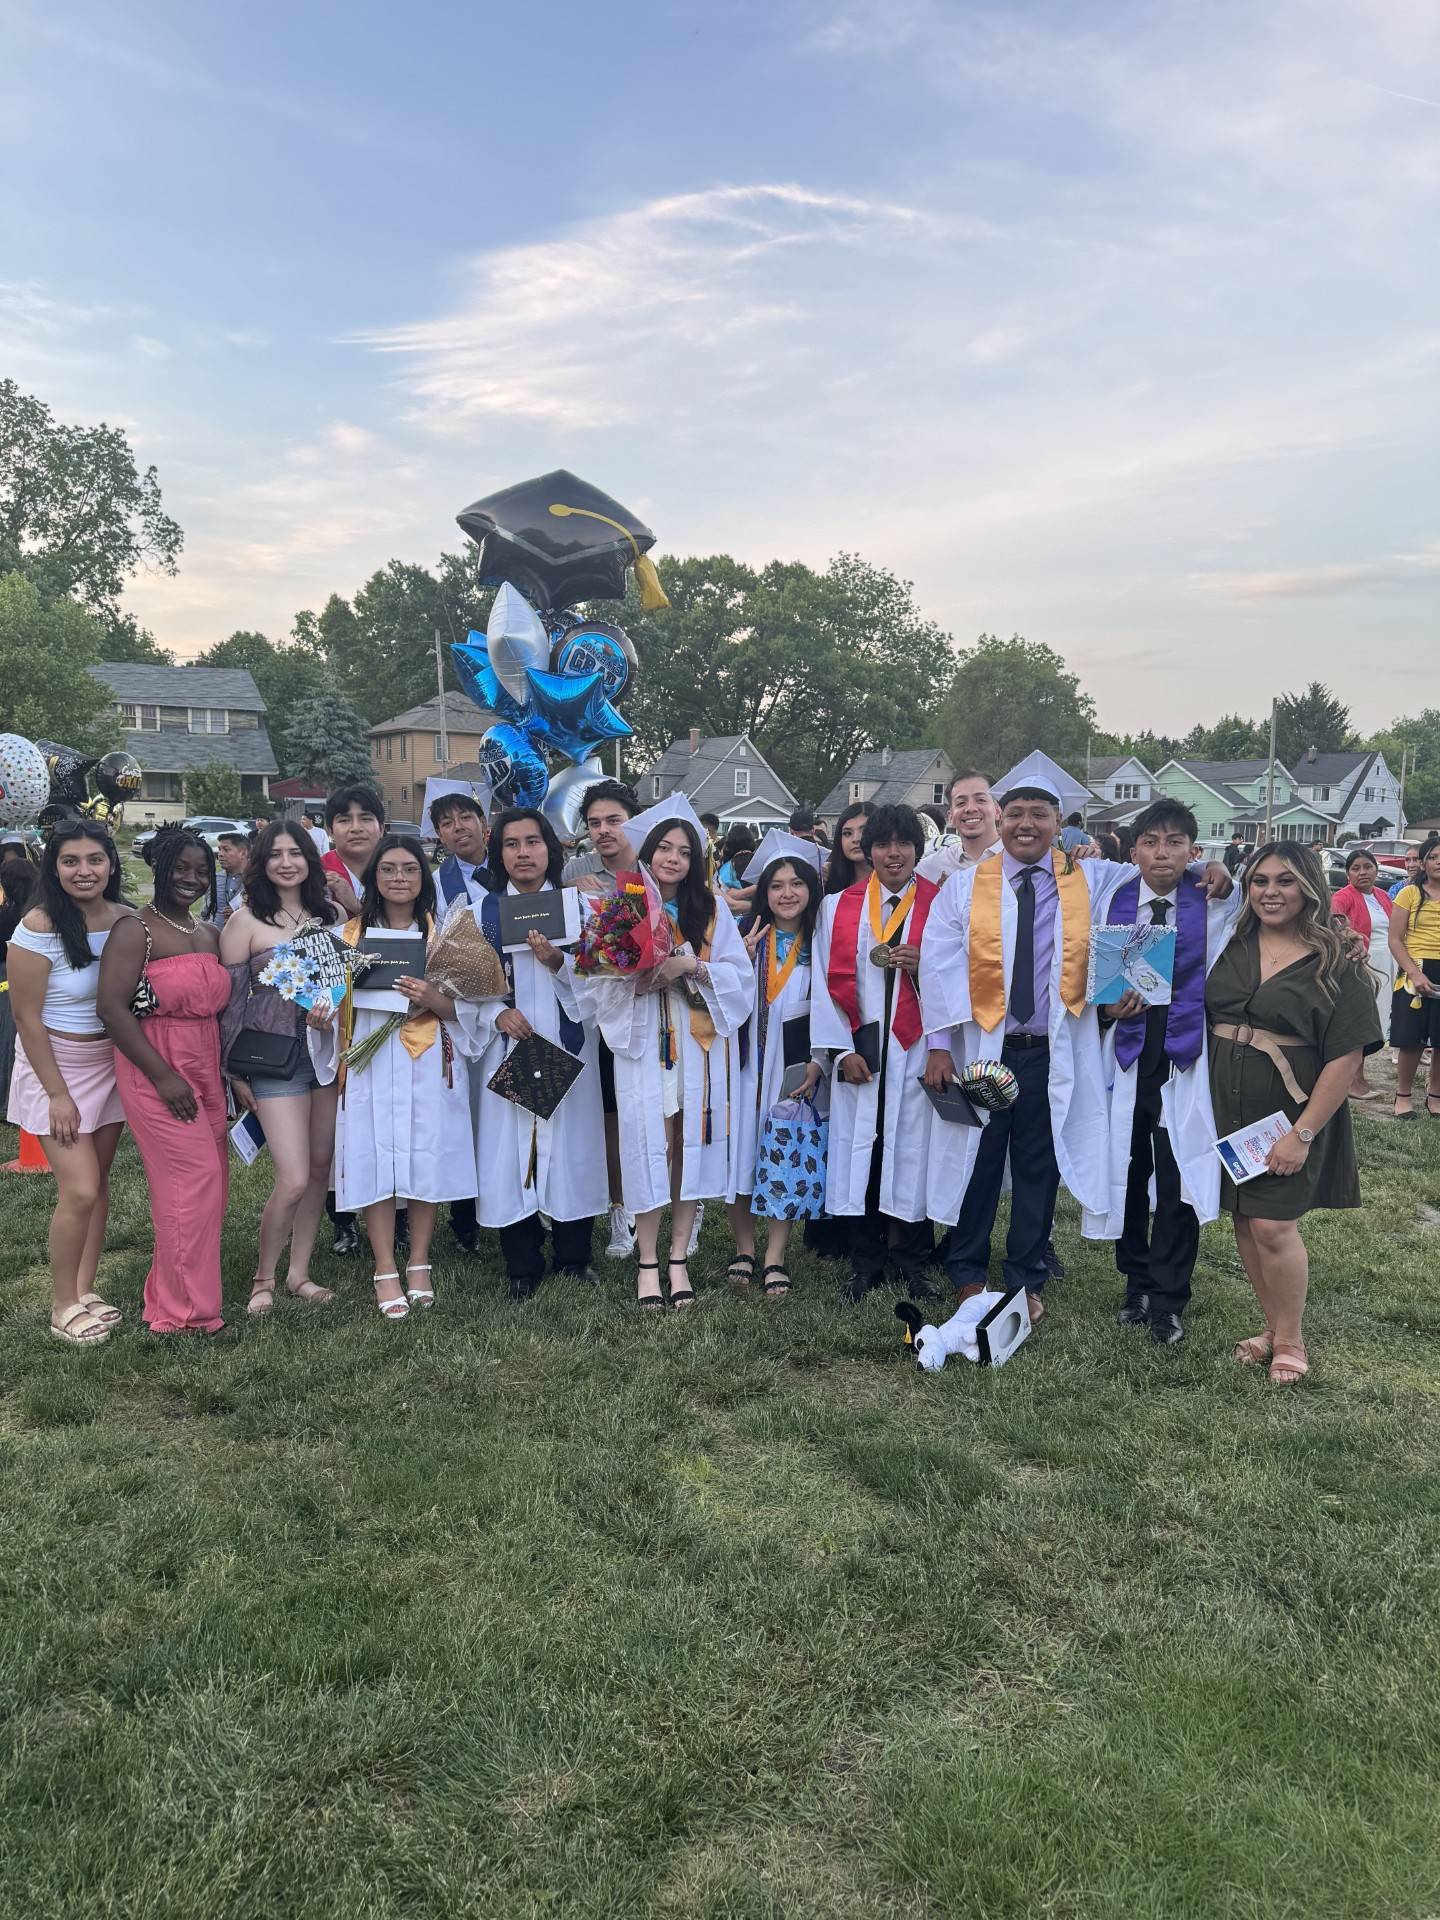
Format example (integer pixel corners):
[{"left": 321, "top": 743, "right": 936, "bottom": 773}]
[{"left": 249, "top": 1056, "right": 322, "bottom": 1100}]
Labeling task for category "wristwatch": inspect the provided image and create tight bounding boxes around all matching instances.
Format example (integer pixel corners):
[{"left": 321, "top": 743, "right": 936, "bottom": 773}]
[{"left": 1296, "top": 1127, "right": 1315, "bottom": 1145}]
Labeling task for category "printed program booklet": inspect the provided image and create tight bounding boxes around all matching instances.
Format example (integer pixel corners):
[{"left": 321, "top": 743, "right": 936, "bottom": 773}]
[
  {"left": 1214, "top": 1110, "right": 1292, "bottom": 1183},
  {"left": 1088, "top": 923, "right": 1177, "bottom": 1006}
]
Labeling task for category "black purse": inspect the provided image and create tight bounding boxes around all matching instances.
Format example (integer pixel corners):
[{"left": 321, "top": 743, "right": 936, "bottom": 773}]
[{"left": 227, "top": 1028, "right": 304, "bottom": 1082}]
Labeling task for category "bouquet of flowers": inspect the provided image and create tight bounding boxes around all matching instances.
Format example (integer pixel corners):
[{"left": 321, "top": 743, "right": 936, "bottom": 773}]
[
  {"left": 573, "top": 868, "right": 674, "bottom": 988},
  {"left": 425, "top": 904, "right": 509, "bottom": 1003},
  {"left": 258, "top": 919, "right": 378, "bottom": 1010}
]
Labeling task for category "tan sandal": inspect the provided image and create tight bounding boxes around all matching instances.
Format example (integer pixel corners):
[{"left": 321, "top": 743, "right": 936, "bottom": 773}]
[
  {"left": 286, "top": 1277, "right": 334, "bottom": 1305},
  {"left": 50, "top": 1302, "right": 110, "bottom": 1345},
  {"left": 247, "top": 1282, "right": 276, "bottom": 1316},
  {"left": 1268, "top": 1341, "right": 1309, "bottom": 1385},
  {"left": 78, "top": 1291, "right": 122, "bottom": 1325},
  {"left": 1233, "top": 1331, "right": 1275, "bottom": 1366}
]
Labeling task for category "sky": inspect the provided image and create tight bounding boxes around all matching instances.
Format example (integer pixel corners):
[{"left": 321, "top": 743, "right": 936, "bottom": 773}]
[{"left": 3, "top": 0, "right": 1437, "bottom": 735}]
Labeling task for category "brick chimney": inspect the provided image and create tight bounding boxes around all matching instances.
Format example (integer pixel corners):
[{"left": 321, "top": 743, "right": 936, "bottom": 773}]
[{"left": 689, "top": 727, "right": 701, "bottom": 754}]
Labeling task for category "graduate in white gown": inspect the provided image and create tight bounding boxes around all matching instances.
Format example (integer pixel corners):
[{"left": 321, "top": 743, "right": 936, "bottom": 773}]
[
  {"left": 810, "top": 802, "right": 943, "bottom": 1304},
  {"left": 574, "top": 795, "right": 754, "bottom": 1310},
  {"left": 309, "top": 834, "right": 479, "bottom": 1319},
  {"left": 723, "top": 832, "right": 827, "bottom": 1298},
  {"left": 450, "top": 807, "right": 609, "bottom": 1301}
]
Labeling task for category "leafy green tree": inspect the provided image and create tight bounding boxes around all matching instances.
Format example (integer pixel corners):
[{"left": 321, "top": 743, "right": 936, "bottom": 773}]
[
  {"left": 280, "top": 685, "right": 373, "bottom": 788},
  {"left": 1367, "top": 711, "right": 1440, "bottom": 826},
  {"left": 0, "top": 378, "right": 183, "bottom": 623},
  {"left": 0, "top": 572, "right": 119, "bottom": 750},
  {"left": 1180, "top": 713, "right": 1270, "bottom": 761},
  {"left": 933, "top": 634, "right": 1096, "bottom": 783},
  {"left": 102, "top": 612, "right": 174, "bottom": 665},
  {"left": 618, "top": 553, "right": 951, "bottom": 803},
  {"left": 1090, "top": 729, "right": 1183, "bottom": 770},
  {"left": 295, "top": 553, "right": 492, "bottom": 725},
  {"left": 184, "top": 762, "right": 246, "bottom": 817},
  {"left": 1273, "top": 682, "right": 1352, "bottom": 766}
]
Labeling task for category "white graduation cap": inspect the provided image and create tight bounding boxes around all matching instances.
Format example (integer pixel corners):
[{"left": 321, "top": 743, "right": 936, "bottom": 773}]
[
  {"left": 422, "top": 774, "right": 493, "bottom": 834},
  {"left": 741, "top": 828, "right": 825, "bottom": 884},
  {"left": 994, "top": 750, "right": 1090, "bottom": 816},
  {"left": 623, "top": 790, "right": 708, "bottom": 856}
]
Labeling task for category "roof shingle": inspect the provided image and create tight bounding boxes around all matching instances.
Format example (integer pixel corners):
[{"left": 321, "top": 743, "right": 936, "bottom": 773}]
[{"left": 88, "top": 663, "right": 266, "bottom": 709}]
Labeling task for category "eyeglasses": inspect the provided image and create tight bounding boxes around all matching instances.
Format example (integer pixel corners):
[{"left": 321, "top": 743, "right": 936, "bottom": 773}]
[{"left": 377, "top": 863, "right": 422, "bottom": 880}]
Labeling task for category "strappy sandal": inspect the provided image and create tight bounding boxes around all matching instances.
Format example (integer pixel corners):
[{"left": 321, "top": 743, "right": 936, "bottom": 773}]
[
  {"left": 1393, "top": 1095, "right": 1415, "bottom": 1119},
  {"left": 286, "top": 1277, "right": 334, "bottom": 1305},
  {"left": 667, "top": 1255, "right": 695, "bottom": 1309},
  {"left": 762, "top": 1263, "right": 791, "bottom": 1298},
  {"left": 1232, "top": 1330, "right": 1274, "bottom": 1366},
  {"left": 404, "top": 1263, "right": 435, "bottom": 1308},
  {"left": 1427, "top": 1094, "right": 1440, "bottom": 1119},
  {"left": 1268, "top": 1340, "right": 1309, "bottom": 1385},
  {"left": 373, "top": 1273, "right": 409, "bottom": 1320},
  {"left": 247, "top": 1282, "right": 276, "bottom": 1317},
  {"left": 78, "top": 1291, "right": 122, "bottom": 1326},
  {"left": 50, "top": 1302, "right": 110, "bottom": 1345},
  {"left": 726, "top": 1253, "right": 755, "bottom": 1286},
  {"left": 635, "top": 1260, "right": 664, "bottom": 1310}
]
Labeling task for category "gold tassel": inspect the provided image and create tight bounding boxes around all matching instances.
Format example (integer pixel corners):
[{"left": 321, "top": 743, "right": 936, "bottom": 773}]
[{"left": 634, "top": 553, "right": 669, "bottom": 612}]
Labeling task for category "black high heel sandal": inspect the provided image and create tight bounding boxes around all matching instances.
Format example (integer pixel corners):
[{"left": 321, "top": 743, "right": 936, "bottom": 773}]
[
  {"left": 636, "top": 1260, "right": 664, "bottom": 1310},
  {"left": 667, "top": 1255, "right": 695, "bottom": 1309}
]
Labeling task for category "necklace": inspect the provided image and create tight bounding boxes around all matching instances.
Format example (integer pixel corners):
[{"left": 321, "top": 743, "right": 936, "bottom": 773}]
[{"left": 151, "top": 905, "right": 198, "bottom": 939}]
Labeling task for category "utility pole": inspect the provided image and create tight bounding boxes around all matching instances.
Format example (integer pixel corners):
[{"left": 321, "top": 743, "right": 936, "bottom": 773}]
[
  {"left": 1397, "top": 742, "right": 1411, "bottom": 833},
  {"left": 434, "top": 629, "right": 450, "bottom": 768},
  {"left": 1264, "top": 698, "right": 1278, "bottom": 841}
]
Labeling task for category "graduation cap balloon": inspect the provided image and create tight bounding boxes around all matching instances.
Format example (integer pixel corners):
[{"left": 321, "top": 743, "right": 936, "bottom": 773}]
[{"left": 456, "top": 470, "right": 669, "bottom": 617}]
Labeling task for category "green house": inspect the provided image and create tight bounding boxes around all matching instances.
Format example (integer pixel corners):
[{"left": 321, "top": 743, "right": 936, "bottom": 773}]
[{"left": 1153, "top": 759, "right": 1335, "bottom": 845}]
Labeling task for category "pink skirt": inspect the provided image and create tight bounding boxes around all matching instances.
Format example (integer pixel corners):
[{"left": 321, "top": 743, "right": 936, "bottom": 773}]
[{"left": 7, "top": 1031, "right": 125, "bottom": 1136}]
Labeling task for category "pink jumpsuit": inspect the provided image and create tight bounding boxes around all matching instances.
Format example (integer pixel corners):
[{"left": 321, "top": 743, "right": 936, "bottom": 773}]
[{"left": 116, "top": 951, "right": 232, "bottom": 1332}]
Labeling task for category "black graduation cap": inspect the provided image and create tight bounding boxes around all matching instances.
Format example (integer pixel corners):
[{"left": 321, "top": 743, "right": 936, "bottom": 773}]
[
  {"left": 456, "top": 470, "right": 668, "bottom": 615},
  {"left": 486, "top": 1031, "right": 583, "bottom": 1122}
]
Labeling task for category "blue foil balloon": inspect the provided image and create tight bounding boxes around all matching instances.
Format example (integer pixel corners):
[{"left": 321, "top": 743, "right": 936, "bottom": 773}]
[
  {"left": 478, "top": 722, "right": 548, "bottom": 811},
  {"left": 550, "top": 620, "right": 636, "bottom": 701},
  {"left": 524, "top": 667, "right": 632, "bottom": 765}
]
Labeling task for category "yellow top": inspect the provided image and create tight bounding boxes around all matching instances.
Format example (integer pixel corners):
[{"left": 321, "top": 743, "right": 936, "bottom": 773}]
[{"left": 1393, "top": 886, "right": 1440, "bottom": 993}]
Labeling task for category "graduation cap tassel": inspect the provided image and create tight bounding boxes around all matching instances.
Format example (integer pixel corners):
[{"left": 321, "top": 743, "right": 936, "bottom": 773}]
[
  {"left": 525, "top": 1115, "right": 538, "bottom": 1190},
  {"left": 702, "top": 1052, "right": 713, "bottom": 1146},
  {"left": 633, "top": 553, "right": 670, "bottom": 612}
]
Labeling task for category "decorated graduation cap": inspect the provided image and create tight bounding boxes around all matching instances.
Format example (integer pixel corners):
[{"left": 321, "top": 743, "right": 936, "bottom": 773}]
[
  {"left": 423, "top": 774, "right": 493, "bottom": 833},
  {"left": 624, "top": 790, "right": 707, "bottom": 857},
  {"left": 743, "top": 828, "right": 825, "bottom": 883},
  {"left": 994, "top": 750, "right": 1090, "bottom": 815},
  {"left": 456, "top": 469, "right": 669, "bottom": 617}
]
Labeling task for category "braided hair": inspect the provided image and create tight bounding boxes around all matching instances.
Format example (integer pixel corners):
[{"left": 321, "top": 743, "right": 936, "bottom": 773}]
[{"left": 148, "top": 825, "right": 218, "bottom": 921}]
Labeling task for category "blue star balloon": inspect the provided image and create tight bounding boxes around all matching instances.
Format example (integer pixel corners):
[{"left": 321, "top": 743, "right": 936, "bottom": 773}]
[
  {"left": 452, "top": 633, "right": 525, "bottom": 724},
  {"left": 524, "top": 667, "right": 632, "bottom": 765}
]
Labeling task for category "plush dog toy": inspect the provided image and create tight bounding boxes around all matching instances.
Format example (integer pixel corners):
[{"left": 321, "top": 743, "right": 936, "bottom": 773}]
[{"left": 895, "top": 1288, "right": 1032, "bottom": 1371}]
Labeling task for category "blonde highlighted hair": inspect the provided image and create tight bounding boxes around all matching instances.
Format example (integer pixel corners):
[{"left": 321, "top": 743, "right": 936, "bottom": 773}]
[{"left": 1235, "top": 840, "right": 1364, "bottom": 997}]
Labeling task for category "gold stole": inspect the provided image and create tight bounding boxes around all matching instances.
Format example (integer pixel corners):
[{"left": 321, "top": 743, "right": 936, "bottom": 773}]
[{"left": 968, "top": 852, "right": 1089, "bottom": 1032}]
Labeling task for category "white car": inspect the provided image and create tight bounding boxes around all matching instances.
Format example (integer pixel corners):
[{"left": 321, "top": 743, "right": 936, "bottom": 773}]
[{"left": 134, "top": 815, "right": 252, "bottom": 857}]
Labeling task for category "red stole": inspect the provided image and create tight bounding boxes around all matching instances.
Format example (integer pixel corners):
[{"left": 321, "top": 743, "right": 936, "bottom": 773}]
[{"left": 828, "top": 875, "right": 938, "bottom": 1051}]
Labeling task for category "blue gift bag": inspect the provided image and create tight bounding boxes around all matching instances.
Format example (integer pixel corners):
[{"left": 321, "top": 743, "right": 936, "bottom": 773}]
[{"left": 752, "top": 1097, "right": 828, "bottom": 1220}]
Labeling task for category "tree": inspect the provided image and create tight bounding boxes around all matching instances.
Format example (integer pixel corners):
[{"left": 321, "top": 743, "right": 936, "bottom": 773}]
[
  {"left": 932, "top": 634, "right": 1096, "bottom": 782},
  {"left": 1179, "top": 712, "right": 1270, "bottom": 761},
  {"left": 102, "top": 611, "right": 174, "bottom": 665},
  {"left": 296, "top": 553, "right": 492, "bottom": 725},
  {"left": 1090, "top": 728, "right": 1183, "bottom": 770},
  {"left": 0, "top": 571, "right": 119, "bottom": 750},
  {"left": 1367, "top": 712, "right": 1440, "bottom": 826},
  {"left": 193, "top": 629, "right": 330, "bottom": 769},
  {"left": 618, "top": 552, "right": 952, "bottom": 803},
  {"left": 1273, "top": 681, "right": 1352, "bottom": 766},
  {"left": 0, "top": 378, "right": 183, "bottom": 623},
  {"left": 184, "top": 761, "right": 245, "bottom": 817},
  {"left": 280, "top": 686, "right": 373, "bottom": 788}
]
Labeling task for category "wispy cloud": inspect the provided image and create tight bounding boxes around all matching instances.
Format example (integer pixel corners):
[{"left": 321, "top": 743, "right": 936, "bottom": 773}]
[{"left": 1190, "top": 545, "right": 1440, "bottom": 601}]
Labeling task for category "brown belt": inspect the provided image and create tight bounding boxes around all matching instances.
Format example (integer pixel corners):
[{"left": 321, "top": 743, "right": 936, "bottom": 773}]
[{"left": 1211, "top": 1022, "right": 1310, "bottom": 1105}]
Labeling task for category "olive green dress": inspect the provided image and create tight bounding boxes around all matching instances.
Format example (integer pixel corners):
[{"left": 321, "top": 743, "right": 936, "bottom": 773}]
[{"left": 1206, "top": 939, "right": 1380, "bottom": 1218}]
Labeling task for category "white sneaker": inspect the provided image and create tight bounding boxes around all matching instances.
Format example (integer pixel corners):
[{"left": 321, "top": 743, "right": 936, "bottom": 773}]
[
  {"left": 605, "top": 1204, "right": 636, "bottom": 1258},
  {"left": 686, "top": 1200, "right": 705, "bottom": 1257}
]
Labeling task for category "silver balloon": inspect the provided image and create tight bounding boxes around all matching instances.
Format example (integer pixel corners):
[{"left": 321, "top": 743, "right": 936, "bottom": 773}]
[
  {"left": 487, "top": 581, "right": 551, "bottom": 703},
  {"left": 541, "top": 757, "right": 605, "bottom": 844},
  {"left": 0, "top": 734, "right": 51, "bottom": 829}
]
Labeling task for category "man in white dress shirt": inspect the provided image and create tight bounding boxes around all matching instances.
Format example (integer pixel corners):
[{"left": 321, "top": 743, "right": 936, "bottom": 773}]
[{"left": 917, "top": 769, "right": 1002, "bottom": 887}]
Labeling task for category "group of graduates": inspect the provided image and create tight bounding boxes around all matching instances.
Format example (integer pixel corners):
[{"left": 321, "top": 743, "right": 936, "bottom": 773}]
[{"left": 6, "top": 758, "right": 1407, "bottom": 1388}]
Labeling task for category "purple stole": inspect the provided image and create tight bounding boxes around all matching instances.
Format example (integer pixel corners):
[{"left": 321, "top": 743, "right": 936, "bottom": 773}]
[{"left": 1107, "top": 879, "right": 1206, "bottom": 1072}]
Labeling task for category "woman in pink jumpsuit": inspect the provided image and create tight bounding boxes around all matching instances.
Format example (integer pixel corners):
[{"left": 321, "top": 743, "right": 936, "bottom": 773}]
[{"left": 98, "top": 830, "right": 232, "bottom": 1333}]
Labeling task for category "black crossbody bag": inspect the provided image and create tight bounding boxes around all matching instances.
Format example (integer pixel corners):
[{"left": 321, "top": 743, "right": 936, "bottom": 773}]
[{"left": 227, "top": 1027, "right": 305, "bottom": 1082}]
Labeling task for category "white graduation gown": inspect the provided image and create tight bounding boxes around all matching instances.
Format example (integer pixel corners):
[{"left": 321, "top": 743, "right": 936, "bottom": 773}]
[
  {"left": 576, "top": 902, "right": 755, "bottom": 1213},
  {"left": 1082, "top": 889, "right": 1240, "bottom": 1238},
  {"left": 451, "top": 883, "right": 609, "bottom": 1229},
  {"left": 727, "top": 940, "right": 824, "bottom": 1202},
  {"left": 920, "top": 858, "right": 1138, "bottom": 1228},
  {"left": 810, "top": 888, "right": 936, "bottom": 1222},
  {"left": 311, "top": 1003, "right": 477, "bottom": 1212}
]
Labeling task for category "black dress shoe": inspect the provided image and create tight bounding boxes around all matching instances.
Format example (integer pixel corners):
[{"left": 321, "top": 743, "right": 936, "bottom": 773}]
[
  {"left": 450, "top": 1224, "right": 479, "bottom": 1256},
  {"left": 905, "top": 1277, "right": 942, "bottom": 1305},
  {"left": 1149, "top": 1310, "right": 1185, "bottom": 1345},
  {"left": 560, "top": 1264, "right": 601, "bottom": 1287},
  {"left": 331, "top": 1224, "right": 359, "bottom": 1257},
  {"left": 1117, "top": 1302, "right": 1149, "bottom": 1327},
  {"left": 508, "top": 1275, "right": 540, "bottom": 1303},
  {"left": 840, "top": 1272, "right": 876, "bottom": 1306},
  {"left": 1043, "top": 1240, "right": 1067, "bottom": 1280}
]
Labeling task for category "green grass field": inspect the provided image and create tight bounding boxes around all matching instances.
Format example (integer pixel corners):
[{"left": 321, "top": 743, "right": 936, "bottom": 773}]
[{"left": 2, "top": 1100, "right": 1438, "bottom": 1920}]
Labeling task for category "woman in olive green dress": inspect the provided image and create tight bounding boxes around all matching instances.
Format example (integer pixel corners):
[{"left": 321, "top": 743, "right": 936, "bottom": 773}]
[{"left": 1207, "top": 841, "right": 1380, "bottom": 1385}]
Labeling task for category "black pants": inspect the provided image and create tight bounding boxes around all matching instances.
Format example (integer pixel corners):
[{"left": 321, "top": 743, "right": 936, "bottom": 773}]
[
  {"left": 848, "top": 1139, "right": 931, "bottom": 1294},
  {"left": 498, "top": 1212, "right": 595, "bottom": 1292},
  {"left": 449, "top": 1196, "right": 477, "bottom": 1238},
  {"left": 1116, "top": 1072, "right": 1198, "bottom": 1314},
  {"left": 946, "top": 1038, "right": 1060, "bottom": 1294}
]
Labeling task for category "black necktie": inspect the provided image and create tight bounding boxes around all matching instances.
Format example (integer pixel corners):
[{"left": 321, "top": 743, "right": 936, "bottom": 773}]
[
  {"left": 1141, "top": 898, "right": 1172, "bottom": 1075},
  {"left": 1149, "top": 898, "right": 1171, "bottom": 926},
  {"left": 1010, "top": 867, "right": 1037, "bottom": 1026}
]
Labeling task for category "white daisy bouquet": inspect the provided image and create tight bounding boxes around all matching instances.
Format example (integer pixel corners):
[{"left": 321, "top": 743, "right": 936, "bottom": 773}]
[{"left": 258, "top": 919, "right": 379, "bottom": 1010}]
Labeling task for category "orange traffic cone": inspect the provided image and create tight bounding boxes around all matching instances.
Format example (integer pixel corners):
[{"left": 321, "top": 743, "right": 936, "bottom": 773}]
[{"left": 2, "top": 1129, "right": 51, "bottom": 1174}]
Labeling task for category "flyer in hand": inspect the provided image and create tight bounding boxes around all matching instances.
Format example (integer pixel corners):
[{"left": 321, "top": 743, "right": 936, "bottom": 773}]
[
  {"left": 1087, "top": 923, "right": 1176, "bottom": 1007},
  {"left": 572, "top": 867, "right": 674, "bottom": 988}
]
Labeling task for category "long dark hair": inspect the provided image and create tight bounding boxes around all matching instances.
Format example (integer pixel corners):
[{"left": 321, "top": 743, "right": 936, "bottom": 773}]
[
  {"left": 245, "top": 819, "right": 335, "bottom": 927},
  {"left": 825, "top": 800, "right": 875, "bottom": 893},
  {"left": 0, "top": 850, "right": 39, "bottom": 946},
  {"left": 638, "top": 818, "right": 713, "bottom": 950},
  {"left": 360, "top": 834, "right": 437, "bottom": 931},
  {"left": 742, "top": 857, "right": 822, "bottom": 945},
  {"left": 36, "top": 822, "right": 123, "bottom": 970},
  {"left": 486, "top": 808, "right": 565, "bottom": 891},
  {"left": 1236, "top": 840, "right": 1361, "bottom": 997},
  {"left": 148, "top": 825, "right": 218, "bottom": 921}
]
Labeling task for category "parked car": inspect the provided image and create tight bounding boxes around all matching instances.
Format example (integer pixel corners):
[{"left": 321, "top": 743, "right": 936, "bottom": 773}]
[{"left": 134, "top": 815, "right": 252, "bottom": 857}]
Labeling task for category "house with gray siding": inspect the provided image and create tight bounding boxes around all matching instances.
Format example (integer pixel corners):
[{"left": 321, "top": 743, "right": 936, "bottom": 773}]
[
  {"left": 86, "top": 663, "right": 279, "bottom": 825},
  {"left": 818, "top": 746, "right": 955, "bottom": 822},
  {"left": 637, "top": 730, "right": 797, "bottom": 830}
]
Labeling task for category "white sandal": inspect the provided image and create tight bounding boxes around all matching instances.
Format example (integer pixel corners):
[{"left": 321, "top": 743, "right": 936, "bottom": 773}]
[
  {"left": 374, "top": 1273, "right": 409, "bottom": 1320},
  {"left": 78, "top": 1291, "right": 122, "bottom": 1326},
  {"left": 50, "top": 1302, "right": 110, "bottom": 1345},
  {"left": 405, "top": 1263, "right": 435, "bottom": 1308}
]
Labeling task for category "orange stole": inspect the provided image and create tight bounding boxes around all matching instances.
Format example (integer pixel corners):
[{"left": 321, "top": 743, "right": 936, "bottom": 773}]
[{"left": 967, "top": 852, "right": 1090, "bottom": 1032}]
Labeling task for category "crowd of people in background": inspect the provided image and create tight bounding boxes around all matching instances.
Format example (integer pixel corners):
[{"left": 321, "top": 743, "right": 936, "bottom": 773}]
[{"left": 2, "top": 763, "right": 1432, "bottom": 1390}]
